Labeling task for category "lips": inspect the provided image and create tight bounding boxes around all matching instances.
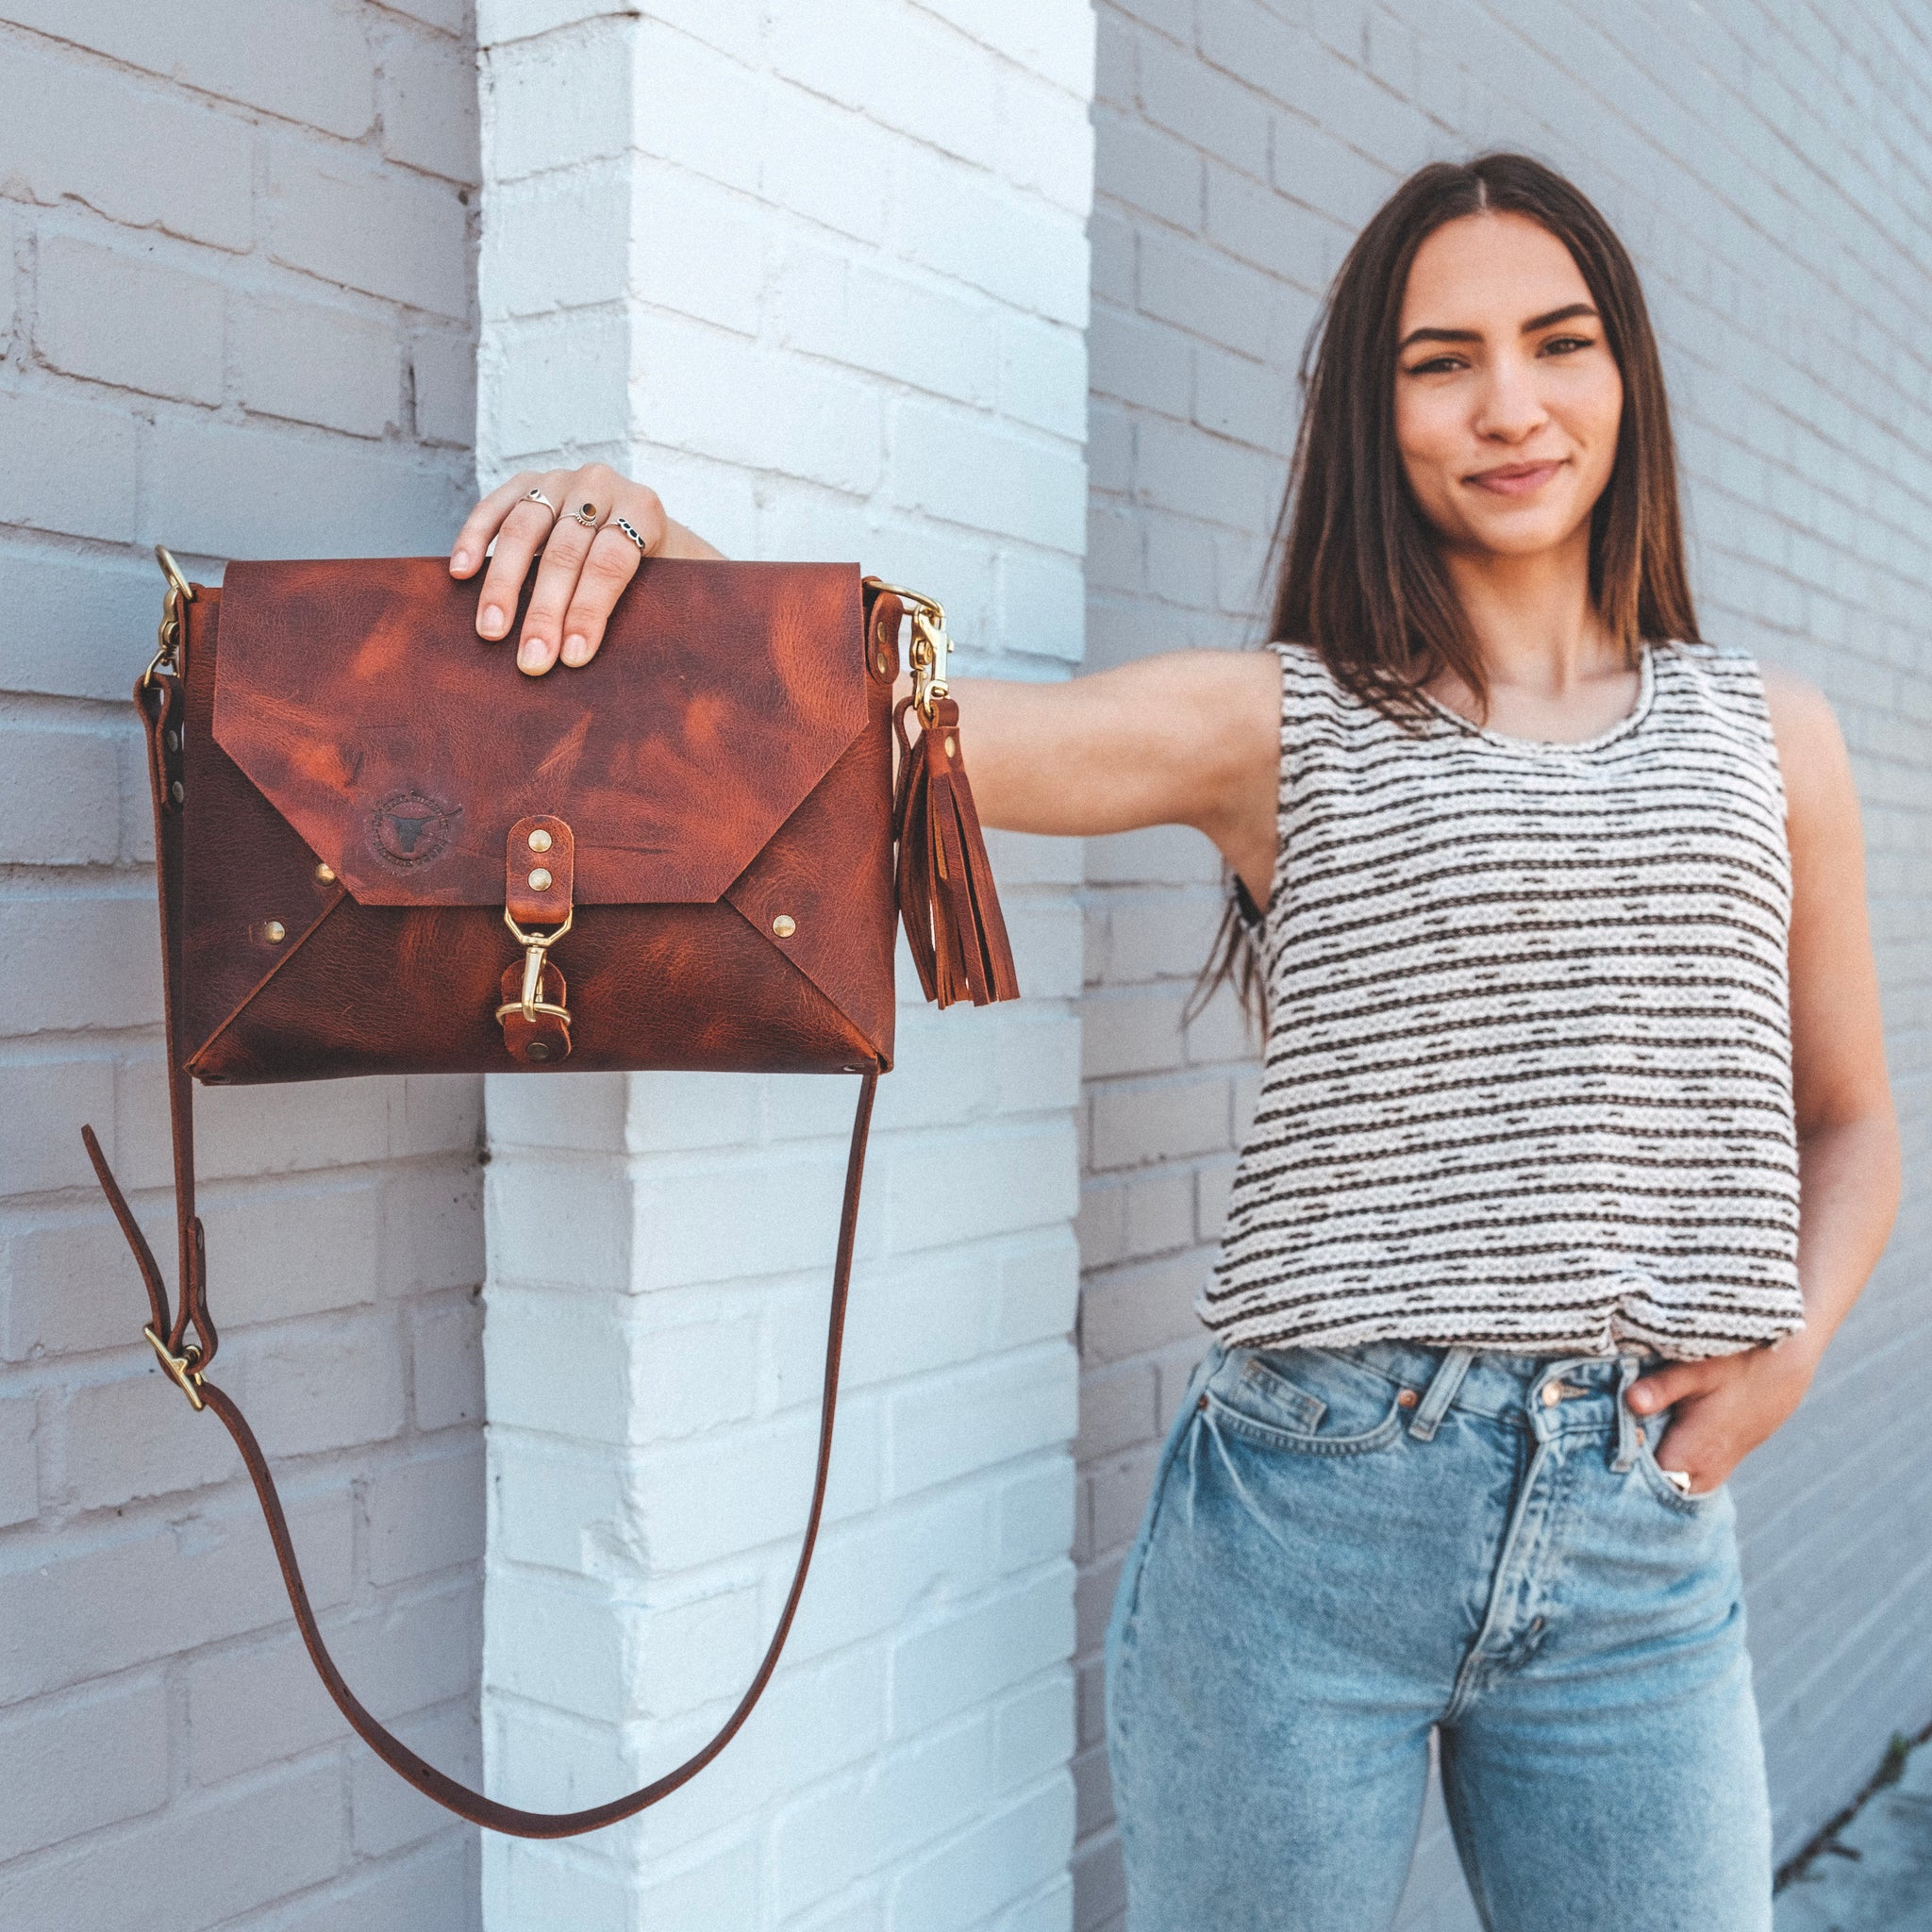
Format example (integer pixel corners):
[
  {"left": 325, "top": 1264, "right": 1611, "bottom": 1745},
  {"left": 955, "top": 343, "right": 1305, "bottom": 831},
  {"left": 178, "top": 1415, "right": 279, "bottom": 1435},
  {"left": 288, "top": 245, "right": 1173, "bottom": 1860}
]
[{"left": 1468, "top": 460, "right": 1564, "bottom": 495}]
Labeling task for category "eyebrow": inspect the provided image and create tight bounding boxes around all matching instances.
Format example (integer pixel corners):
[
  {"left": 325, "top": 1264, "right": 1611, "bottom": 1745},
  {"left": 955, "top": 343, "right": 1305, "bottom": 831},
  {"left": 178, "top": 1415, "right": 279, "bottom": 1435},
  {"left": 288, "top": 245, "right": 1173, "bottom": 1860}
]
[{"left": 1397, "top": 303, "right": 1599, "bottom": 353}]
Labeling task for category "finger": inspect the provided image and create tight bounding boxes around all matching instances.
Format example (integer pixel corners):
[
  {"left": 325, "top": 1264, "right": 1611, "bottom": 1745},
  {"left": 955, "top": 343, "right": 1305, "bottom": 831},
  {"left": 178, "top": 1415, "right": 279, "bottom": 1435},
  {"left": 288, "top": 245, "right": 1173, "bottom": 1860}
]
[
  {"left": 519, "top": 466, "right": 626, "bottom": 672},
  {"left": 558, "top": 525, "right": 645, "bottom": 667},
  {"left": 558, "top": 485, "right": 661, "bottom": 666},
  {"left": 476, "top": 473, "right": 570, "bottom": 642},
  {"left": 517, "top": 508, "right": 607, "bottom": 675},
  {"left": 619, "top": 484, "right": 670, "bottom": 557},
  {"left": 452, "top": 471, "right": 544, "bottom": 579},
  {"left": 1626, "top": 1360, "right": 1718, "bottom": 1417},
  {"left": 1651, "top": 1417, "right": 1723, "bottom": 1494},
  {"left": 553, "top": 461, "right": 622, "bottom": 538}
]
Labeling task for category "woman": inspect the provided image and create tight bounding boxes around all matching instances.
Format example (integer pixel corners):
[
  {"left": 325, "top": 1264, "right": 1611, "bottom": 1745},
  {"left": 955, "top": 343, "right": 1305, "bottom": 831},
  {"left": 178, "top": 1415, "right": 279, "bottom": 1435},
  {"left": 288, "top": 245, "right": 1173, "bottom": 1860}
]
[{"left": 449, "top": 156, "right": 1898, "bottom": 1929}]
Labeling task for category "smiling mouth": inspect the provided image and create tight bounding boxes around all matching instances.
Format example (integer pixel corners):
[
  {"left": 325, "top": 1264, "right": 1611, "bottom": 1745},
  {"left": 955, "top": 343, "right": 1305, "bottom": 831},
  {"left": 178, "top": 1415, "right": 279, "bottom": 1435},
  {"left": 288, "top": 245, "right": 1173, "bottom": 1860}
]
[{"left": 1468, "top": 460, "right": 1565, "bottom": 495}]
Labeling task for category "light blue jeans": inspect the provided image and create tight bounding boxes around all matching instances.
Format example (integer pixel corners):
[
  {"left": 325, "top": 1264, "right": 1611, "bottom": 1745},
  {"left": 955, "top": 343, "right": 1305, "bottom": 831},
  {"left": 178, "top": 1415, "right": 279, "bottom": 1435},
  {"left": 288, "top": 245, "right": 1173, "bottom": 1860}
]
[{"left": 1105, "top": 1339, "right": 1773, "bottom": 1931}]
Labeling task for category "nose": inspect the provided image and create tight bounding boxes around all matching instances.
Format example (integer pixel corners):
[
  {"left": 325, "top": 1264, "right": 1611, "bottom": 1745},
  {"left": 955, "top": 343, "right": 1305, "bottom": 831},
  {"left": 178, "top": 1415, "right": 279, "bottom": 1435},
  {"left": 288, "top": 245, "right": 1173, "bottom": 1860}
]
[{"left": 1472, "top": 352, "right": 1548, "bottom": 443}]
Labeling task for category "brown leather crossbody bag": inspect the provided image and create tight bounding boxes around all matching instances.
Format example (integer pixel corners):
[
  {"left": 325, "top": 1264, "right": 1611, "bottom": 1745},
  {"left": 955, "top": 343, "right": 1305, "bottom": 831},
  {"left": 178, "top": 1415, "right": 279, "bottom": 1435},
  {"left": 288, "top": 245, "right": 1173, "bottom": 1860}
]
[{"left": 81, "top": 546, "right": 1018, "bottom": 1838}]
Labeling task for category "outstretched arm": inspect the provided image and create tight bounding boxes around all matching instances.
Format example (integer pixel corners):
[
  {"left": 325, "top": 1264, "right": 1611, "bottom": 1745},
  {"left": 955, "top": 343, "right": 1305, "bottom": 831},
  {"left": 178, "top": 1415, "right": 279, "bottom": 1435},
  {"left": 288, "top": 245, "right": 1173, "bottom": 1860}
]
[{"left": 450, "top": 465, "right": 1282, "bottom": 899}]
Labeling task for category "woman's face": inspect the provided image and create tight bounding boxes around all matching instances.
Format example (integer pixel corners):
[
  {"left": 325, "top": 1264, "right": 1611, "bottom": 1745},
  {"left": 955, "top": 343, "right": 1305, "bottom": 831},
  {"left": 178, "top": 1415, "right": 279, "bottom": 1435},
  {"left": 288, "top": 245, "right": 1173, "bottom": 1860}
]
[{"left": 1393, "top": 211, "right": 1624, "bottom": 562}]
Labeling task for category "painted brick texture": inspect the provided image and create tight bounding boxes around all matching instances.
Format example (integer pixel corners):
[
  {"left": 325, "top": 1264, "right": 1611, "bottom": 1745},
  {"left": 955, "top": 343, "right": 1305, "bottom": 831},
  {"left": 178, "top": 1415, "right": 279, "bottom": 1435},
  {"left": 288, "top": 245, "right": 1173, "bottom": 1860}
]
[
  {"left": 0, "top": 6, "right": 485, "bottom": 1929},
  {"left": 1074, "top": 4, "right": 1932, "bottom": 1928},
  {"left": 475, "top": 5, "right": 1091, "bottom": 1927}
]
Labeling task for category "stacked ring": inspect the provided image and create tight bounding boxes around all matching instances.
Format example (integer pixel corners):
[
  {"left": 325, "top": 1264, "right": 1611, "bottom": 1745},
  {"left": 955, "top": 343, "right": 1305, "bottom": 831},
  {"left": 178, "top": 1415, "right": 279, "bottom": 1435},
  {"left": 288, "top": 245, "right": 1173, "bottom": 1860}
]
[
  {"left": 568, "top": 500, "right": 602, "bottom": 529},
  {"left": 613, "top": 516, "right": 651, "bottom": 557},
  {"left": 523, "top": 489, "right": 559, "bottom": 526}
]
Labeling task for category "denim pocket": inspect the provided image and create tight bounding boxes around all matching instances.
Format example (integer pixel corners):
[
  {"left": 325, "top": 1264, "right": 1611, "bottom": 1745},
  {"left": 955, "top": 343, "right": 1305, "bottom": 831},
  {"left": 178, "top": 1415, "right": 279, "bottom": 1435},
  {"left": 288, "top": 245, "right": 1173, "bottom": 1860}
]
[
  {"left": 1632, "top": 1421, "right": 1723, "bottom": 1515},
  {"left": 1204, "top": 1345, "right": 1409, "bottom": 1455}
]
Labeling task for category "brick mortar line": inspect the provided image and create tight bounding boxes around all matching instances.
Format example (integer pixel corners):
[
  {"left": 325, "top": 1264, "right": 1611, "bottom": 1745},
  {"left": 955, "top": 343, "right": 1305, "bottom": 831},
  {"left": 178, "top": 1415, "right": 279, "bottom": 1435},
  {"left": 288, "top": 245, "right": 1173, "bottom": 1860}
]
[{"left": 0, "top": 12, "right": 482, "bottom": 194}]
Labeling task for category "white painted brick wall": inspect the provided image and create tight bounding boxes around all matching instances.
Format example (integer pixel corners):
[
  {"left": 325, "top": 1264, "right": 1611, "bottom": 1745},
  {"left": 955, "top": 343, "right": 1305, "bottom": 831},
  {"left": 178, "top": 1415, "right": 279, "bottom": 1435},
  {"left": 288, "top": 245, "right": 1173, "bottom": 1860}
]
[
  {"left": 475, "top": 4, "right": 1091, "bottom": 1926},
  {"left": 0, "top": 6, "right": 485, "bottom": 1928},
  {"left": 1075, "top": 5, "right": 1932, "bottom": 1928}
]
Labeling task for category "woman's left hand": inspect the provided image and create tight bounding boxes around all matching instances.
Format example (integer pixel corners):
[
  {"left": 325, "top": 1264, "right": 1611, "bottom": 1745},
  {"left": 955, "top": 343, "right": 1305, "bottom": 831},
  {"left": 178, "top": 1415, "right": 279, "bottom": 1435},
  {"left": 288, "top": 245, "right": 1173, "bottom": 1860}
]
[{"left": 1625, "top": 1336, "right": 1823, "bottom": 1494}]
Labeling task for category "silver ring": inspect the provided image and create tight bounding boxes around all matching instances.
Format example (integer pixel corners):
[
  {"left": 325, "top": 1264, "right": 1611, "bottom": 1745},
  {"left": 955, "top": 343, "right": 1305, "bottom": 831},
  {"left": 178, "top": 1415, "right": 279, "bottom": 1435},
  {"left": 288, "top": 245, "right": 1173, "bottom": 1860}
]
[
  {"left": 567, "top": 500, "right": 603, "bottom": 529},
  {"left": 612, "top": 516, "right": 651, "bottom": 557},
  {"left": 522, "top": 489, "right": 559, "bottom": 526}
]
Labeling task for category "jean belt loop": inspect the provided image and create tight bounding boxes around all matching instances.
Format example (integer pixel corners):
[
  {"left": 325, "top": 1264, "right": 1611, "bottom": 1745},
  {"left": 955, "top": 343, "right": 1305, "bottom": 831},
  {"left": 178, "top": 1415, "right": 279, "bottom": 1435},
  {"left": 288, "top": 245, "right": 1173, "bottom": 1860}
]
[
  {"left": 1611, "top": 1352, "right": 1643, "bottom": 1472},
  {"left": 1408, "top": 1345, "right": 1476, "bottom": 1442}
]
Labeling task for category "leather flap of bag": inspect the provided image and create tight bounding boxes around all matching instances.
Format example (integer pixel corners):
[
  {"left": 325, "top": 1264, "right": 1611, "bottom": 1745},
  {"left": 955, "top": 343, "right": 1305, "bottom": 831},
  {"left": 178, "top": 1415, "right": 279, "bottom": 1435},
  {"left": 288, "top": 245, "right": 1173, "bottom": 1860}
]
[{"left": 213, "top": 557, "right": 866, "bottom": 907}]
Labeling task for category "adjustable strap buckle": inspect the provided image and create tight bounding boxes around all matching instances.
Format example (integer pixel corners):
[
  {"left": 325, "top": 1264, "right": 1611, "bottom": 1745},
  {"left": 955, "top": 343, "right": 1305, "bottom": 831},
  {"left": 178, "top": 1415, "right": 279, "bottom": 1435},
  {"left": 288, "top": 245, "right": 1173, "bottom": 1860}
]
[{"left": 143, "top": 1324, "right": 206, "bottom": 1412}]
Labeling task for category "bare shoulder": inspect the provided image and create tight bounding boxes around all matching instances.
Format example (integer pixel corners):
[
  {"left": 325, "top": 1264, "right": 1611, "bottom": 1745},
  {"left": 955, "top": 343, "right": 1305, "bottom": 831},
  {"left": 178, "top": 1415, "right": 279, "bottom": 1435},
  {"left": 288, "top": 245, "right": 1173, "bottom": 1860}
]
[
  {"left": 1759, "top": 661, "right": 1839, "bottom": 744},
  {"left": 1119, "top": 643, "right": 1281, "bottom": 704},
  {"left": 1086, "top": 644, "right": 1279, "bottom": 753},
  {"left": 1193, "top": 642, "right": 1280, "bottom": 707},
  {"left": 1078, "top": 645, "right": 1281, "bottom": 847},
  {"left": 1162, "top": 643, "right": 1280, "bottom": 729},
  {"left": 1757, "top": 662, "right": 1857, "bottom": 841},
  {"left": 1172, "top": 647, "right": 1280, "bottom": 791},
  {"left": 1761, "top": 664, "right": 1862, "bottom": 861}
]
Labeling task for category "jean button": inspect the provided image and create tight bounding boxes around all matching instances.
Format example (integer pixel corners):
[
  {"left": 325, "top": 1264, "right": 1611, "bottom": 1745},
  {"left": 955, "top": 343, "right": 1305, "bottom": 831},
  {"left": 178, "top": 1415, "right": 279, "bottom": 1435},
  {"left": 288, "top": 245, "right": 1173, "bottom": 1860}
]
[{"left": 1396, "top": 1388, "right": 1419, "bottom": 1409}]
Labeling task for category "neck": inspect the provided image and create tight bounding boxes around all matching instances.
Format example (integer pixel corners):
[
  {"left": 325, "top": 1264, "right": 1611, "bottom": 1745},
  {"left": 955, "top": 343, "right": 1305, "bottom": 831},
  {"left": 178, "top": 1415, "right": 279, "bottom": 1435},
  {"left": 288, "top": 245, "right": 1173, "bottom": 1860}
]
[{"left": 1436, "top": 526, "right": 1619, "bottom": 699}]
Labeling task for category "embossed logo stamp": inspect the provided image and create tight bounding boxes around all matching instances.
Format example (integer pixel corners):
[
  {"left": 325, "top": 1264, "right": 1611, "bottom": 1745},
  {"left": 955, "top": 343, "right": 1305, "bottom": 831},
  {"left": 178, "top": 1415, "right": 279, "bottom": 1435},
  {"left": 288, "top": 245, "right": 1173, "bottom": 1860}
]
[{"left": 369, "top": 790, "right": 460, "bottom": 869}]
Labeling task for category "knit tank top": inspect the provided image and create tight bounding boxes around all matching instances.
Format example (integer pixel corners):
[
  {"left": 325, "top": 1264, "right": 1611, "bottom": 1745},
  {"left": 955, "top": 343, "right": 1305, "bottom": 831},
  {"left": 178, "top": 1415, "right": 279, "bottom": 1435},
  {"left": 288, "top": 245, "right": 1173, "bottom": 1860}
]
[{"left": 1201, "top": 639, "right": 1804, "bottom": 1362}]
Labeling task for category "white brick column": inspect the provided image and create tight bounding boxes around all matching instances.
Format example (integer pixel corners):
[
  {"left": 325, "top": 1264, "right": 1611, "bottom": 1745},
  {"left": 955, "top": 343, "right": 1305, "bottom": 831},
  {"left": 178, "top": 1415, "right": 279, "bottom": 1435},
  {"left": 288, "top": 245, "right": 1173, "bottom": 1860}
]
[{"left": 474, "top": 6, "right": 1094, "bottom": 1925}]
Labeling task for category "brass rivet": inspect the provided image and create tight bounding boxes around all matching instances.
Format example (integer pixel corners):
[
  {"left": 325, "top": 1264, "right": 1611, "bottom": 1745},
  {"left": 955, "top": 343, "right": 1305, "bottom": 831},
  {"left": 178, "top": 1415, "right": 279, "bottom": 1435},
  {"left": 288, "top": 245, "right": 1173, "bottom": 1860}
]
[
  {"left": 875, "top": 653, "right": 891, "bottom": 675},
  {"left": 526, "top": 1041, "right": 552, "bottom": 1061},
  {"left": 528, "top": 828, "right": 553, "bottom": 854},
  {"left": 164, "top": 729, "right": 181, "bottom": 752},
  {"left": 528, "top": 867, "right": 553, "bottom": 891},
  {"left": 315, "top": 863, "right": 336, "bottom": 884},
  {"left": 943, "top": 735, "right": 957, "bottom": 758},
  {"left": 1397, "top": 1388, "right": 1419, "bottom": 1409},
  {"left": 772, "top": 913, "right": 796, "bottom": 939},
  {"left": 170, "top": 780, "right": 185, "bottom": 803},
  {"left": 263, "top": 920, "right": 287, "bottom": 943}
]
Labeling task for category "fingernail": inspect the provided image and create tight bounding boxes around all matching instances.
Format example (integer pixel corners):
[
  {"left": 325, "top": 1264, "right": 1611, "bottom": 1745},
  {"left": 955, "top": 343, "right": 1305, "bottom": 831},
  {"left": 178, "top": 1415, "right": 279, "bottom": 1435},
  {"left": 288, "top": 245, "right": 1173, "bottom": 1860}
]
[
  {"left": 518, "top": 639, "right": 548, "bottom": 673},
  {"left": 451, "top": 548, "right": 472, "bottom": 573},
  {"left": 561, "top": 635, "right": 589, "bottom": 666},
  {"left": 480, "top": 604, "right": 504, "bottom": 637}
]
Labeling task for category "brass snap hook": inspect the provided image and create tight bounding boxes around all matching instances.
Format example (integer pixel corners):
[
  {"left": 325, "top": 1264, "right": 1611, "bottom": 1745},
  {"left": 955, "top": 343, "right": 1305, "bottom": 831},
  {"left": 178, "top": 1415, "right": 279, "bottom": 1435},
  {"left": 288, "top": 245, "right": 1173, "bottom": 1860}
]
[{"left": 144, "top": 545, "right": 196, "bottom": 690}]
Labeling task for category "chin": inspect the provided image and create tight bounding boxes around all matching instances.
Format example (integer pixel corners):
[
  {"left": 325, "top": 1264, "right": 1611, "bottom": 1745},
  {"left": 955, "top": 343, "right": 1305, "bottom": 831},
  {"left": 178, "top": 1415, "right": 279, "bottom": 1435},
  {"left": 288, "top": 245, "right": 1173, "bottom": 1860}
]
[{"left": 1450, "top": 499, "right": 1587, "bottom": 558}]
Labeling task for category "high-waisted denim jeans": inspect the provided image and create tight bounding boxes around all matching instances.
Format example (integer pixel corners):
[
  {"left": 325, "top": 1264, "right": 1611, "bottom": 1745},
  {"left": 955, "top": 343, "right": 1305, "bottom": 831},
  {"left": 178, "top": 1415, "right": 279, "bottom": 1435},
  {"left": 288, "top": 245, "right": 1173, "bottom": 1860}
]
[{"left": 1105, "top": 1339, "right": 1773, "bottom": 1931}]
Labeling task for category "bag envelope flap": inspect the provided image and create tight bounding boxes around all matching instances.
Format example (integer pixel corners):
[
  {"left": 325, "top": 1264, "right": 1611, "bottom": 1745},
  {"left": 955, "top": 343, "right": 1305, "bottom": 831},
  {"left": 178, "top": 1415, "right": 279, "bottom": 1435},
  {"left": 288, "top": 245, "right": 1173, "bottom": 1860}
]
[{"left": 214, "top": 557, "right": 866, "bottom": 907}]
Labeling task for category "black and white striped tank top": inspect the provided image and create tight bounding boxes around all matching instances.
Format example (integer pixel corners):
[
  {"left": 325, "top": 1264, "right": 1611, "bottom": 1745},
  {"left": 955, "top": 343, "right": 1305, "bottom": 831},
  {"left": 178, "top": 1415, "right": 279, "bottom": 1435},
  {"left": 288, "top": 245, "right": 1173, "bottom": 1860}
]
[{"left": 1201, "top": 639, "right": 1804, "bottom": 1362}]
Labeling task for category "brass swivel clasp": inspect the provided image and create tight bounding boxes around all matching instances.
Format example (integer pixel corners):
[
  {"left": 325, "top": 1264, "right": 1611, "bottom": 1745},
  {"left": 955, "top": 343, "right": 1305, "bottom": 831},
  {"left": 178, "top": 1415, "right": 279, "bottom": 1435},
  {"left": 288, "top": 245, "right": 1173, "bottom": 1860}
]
[
  {"left": 862, "top": 576, "right": 951, "bottom": 723},
  {"left": 144, "top": 544, "right": 195, "bottom": 690},
  {"left": 497, "top": 908, "right": 574, "bottom": 1026}
]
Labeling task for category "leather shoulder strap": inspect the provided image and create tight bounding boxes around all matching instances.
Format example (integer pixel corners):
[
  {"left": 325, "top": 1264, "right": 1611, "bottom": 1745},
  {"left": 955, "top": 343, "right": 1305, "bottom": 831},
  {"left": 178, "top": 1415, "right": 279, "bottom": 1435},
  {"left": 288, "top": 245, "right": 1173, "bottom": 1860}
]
[
  {"left": 88, "top": 1069, "right": 876, "bottom": 1839},
  {"left": 79, "top": 569, "right": 884, "bottom": 1838}
]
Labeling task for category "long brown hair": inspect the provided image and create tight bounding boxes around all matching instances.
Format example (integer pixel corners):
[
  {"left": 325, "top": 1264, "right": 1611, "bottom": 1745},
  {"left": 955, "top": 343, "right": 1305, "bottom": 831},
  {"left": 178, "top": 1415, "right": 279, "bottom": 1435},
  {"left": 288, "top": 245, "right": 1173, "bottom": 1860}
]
[{"left": 1191, "top": 153, "right": 1699, "bottom": 1031}]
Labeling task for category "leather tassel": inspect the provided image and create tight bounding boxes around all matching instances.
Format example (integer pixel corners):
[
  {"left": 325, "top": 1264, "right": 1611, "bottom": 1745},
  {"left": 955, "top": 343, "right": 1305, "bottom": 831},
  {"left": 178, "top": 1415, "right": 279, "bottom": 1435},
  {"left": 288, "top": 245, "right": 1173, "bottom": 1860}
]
[{"left": 893, "top": 695, "right": 1020, "bottom": 1008}]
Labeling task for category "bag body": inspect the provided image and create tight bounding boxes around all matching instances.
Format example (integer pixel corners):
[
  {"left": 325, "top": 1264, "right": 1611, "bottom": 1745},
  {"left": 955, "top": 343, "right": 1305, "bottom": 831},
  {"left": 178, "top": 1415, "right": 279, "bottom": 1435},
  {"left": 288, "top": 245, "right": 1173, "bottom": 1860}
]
[
  {"left": 81, "top": 547, "right": 1016, "bottom": 1839},
  {"left": 178, "top": 556, "right": 901, "bottom": 1083}
]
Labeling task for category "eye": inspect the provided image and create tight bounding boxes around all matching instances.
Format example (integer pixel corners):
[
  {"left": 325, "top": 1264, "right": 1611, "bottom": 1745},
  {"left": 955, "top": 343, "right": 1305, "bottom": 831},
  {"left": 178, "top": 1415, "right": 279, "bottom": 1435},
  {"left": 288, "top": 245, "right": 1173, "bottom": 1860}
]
[
  {"left": 1540, "top": 333, "right": 1596, "bottom": 356},
  {"left": 1404, "top": 353, "right": 1466, "bottom": 376}
]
